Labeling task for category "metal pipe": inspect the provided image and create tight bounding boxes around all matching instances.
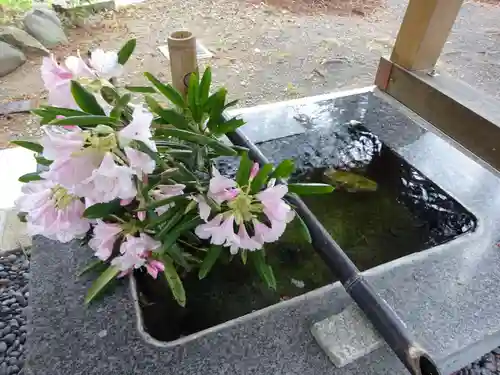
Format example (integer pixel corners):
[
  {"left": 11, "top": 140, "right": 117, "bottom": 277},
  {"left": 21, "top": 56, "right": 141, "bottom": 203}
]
[{"left": 226, "top": 128, "right": 441, "bottom": 375}]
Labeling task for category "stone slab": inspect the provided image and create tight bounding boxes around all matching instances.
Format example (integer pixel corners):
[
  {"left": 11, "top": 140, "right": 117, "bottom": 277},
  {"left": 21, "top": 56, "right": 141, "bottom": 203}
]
[
  {"left": 25, "top": 88, "right": 500, "bottom": 375},
  {"left": 311, "top": 304, "right": 383, "bottom": 368}
]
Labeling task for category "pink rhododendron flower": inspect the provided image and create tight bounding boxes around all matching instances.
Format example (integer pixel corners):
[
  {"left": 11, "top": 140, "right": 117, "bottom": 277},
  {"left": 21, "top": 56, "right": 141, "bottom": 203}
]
[
  {"left": 151, "top": 184, "right": 185, "bottom": 215},
  {"left": 208, "top": 167, "right": 238, "bottom": 204},
  {"left": 250, "top": 163, "right": 259, "bottom": 179},
  {"left": 191, "top": 195, "right": 211, "bottom": 221},
  {"left": 233, "top": 224, "right": 262, "bottom": 253},
  {"left": 15, "top": 180, "right": 90, "bottom": 243},
  {"left": 195, "top": 170, "right": 295, "bottom": 253},
  {"left": 257, "top": 185, "right": 295, "bottom": 223},
  {"left": 40, "top": 126, "right": 86, "bottom": 161},
  {"left": 145, "top": 260, "right": 165, "bottom": 279},
  {"left": 82, "top": 153, "right": 136, "bottom": 203},
  {"left": 195, "top": 214, "right": 223, "bottom": 242},
  {"left": 41, "top": 55, "right": 95, "bottom": 109},
  {"left": 196, "top": 214, "right": 239, "bottom": 248},
  {"left": 118, "top": 107, "right": 156, "bottom": 151},
  {"left": 89, "top": 220, "right": 122, "bottom": 261},
  {"left": 111, "top": 233, "right": 161, "bottom": 275},
  {"left": 88, "top": 49, "right": 123, "bottom": 79},
  {"left": 42, "top": 149, "right": 103, "bottom": 192},
  {"left": 124, "top": 147, "right": 156, "bottom": 176}
]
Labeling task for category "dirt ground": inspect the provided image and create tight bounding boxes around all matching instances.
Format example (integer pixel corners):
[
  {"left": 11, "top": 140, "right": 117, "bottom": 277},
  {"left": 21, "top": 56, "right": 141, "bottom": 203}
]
[{"left": 1, "top": 0, "right": 500, "bottom": 147}]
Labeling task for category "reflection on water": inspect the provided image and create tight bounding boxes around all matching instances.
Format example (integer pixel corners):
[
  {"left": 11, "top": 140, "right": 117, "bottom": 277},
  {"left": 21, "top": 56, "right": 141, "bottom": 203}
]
[{"left": 138, "top": 123, "right": 477, "bottom": 343}]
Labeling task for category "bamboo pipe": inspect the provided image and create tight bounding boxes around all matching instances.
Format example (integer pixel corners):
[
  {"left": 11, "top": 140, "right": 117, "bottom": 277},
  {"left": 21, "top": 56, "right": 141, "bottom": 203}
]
[{"left": 167, "top": 30, "right": 198, "bottom": 97}]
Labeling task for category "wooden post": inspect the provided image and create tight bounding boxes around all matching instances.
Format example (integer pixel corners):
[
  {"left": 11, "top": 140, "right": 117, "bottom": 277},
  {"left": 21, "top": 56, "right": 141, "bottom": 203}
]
[
  {"left": 390, "top": 0, "right": 463, "bottom": 71},
  {"left": 168, "top": 31, "right": 198, "bottom": 97}
]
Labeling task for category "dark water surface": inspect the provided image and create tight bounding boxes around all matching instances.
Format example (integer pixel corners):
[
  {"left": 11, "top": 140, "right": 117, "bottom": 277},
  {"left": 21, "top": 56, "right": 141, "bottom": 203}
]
[{"left": 137, "top": 123, "right": 477, "bottom": 342}]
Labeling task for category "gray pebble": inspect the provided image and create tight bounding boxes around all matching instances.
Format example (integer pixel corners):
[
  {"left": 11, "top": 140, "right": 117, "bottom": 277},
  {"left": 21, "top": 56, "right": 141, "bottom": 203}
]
[
  {"left": 2, "top": 327, "right": 11, "bottom": 336},
  {"left": 0, "top": 272, "right": 7, "bottom": 278},
  {"left": 0, "top": 279, "right": 9, "bottom": 286},
  {"left": 0, "top": 322, "right": 5, "bottom": 330},
  {"left": 0, "top": 363, "right": 6, "bottom": 375},
  {"left": 10, "top": 351, "right": 19, "bottom": 358},
  {"left": 0, "top": 342, "right": 6, "bottom": 353},
  {"left": 13, "top": 293, "right": 26, "bottom": 307},
  {"left": 6, "top": 254, "right": 16, "bottom": 262},
  {"left": 22, "top": 260, "right": 29, "bottom": 269},
  {"left": 6, "top": 358, "right": 16, "bottom": 366},
  {"left": 22, "top": 273, "right": 29, "bottom": 280},
  {"left": 3, "top": 334, "right": 15, "bottom": 345}
]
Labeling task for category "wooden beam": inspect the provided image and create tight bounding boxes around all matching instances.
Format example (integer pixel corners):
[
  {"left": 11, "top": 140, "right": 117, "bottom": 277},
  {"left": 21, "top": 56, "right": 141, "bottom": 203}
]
[
  {"left": 390, "top": 0, "right": 463, "bottom": 71},
  {"left": 381, "top": 58, "right": 500, "bottom": 171}
]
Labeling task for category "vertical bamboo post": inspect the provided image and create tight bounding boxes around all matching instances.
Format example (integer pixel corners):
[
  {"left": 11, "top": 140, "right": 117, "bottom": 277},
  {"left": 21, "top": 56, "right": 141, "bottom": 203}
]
[
  {"left": 389, "top": 0, "right": 464, "bottom": 71},
  {"left": 168, "top": 30, "right": 198, "bottom": 97}
]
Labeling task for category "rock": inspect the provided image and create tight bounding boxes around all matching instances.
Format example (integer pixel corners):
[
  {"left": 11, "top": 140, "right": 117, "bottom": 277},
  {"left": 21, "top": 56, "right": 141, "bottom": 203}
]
[
  {"left": 0, "top": 363, "right": 6, "bottom": 375},
  {"left": 0, "top": 342, "right": 6, "bottom": 354},
  {"left": 5, "top": 255, "right": 16, "bottom": 263},
  {"left": 32, "top": 3, "right": 63, "bottom": 27},
  {"left": 13, "top": 293, "right": 26, "bottom": 307},
  {"left": 3, "top": 334, "right": 15, "bottom": 346},
  {"left": 0, "top": 279, "right": 10, "bottom": 286},
  {"left": 23, "top": 9, "right": 67, "bottom": 48},
  {"left": 0, "top": 27, "right": 49, "bottom": 56}
]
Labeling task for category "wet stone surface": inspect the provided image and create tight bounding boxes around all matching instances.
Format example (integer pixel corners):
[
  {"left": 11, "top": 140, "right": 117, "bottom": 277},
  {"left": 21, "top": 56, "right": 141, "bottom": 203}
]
[{"left": 0, "top": 251, "right": 29, "bottom": 375}]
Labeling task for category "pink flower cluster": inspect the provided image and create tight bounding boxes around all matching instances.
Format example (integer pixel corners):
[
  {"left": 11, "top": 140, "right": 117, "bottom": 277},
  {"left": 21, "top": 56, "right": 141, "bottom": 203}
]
[
  {"left": 15, "top": 49, "right": 169, "bottom": 278},
  {"left": 195, "top": 164, "right": 294, "bottom": 254},
  {"left": 41, "top": 49, "right": 122, "bottom": 110}
]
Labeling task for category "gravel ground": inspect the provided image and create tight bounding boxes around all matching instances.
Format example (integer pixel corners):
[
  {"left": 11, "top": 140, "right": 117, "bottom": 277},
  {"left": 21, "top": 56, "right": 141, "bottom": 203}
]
[{"left": 0, "top": 252, "right": 29, "bottom": 375}]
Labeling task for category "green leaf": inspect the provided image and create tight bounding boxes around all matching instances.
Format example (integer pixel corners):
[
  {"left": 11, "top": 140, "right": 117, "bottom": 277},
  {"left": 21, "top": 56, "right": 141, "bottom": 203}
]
[
  {"left": 142, "top": 194, "right": 186, "bottom": 211},
  {"left": 83, "top": 200, "right": 121, "bottom": 219},
  {"left": 163, "top": 242, "right": 191, "bottom": 270},
  {"left": 156, "top": 210, "right": 184, "bottom": 239},
  {"left": 35, "top": 156, "right": 52, "bottom": 166},
  {"left": 77, "top": 259, "right": 104, "bottom": 277},
  {"left": 187, "top": 71, "right": 201, "bottom": 123},
  {"left": 223, "top": 99, "right": 239, "bottom": 110},
  {"left": 11, "top": 140, "right": 43, "bottom": 153},
  {"left": 206, "top": 88, "right": 226, "bottom": 131},
  {"left": 144, "top": 73, "right": 185, "bottom": 108},
  {"left": 250, "top": 251, "right": 277, "bottom": 290},
  {"left": 156, "top": 128, "right": 237, "bottom": 156},
  {"left": 198, "top": 67, "right": 212, "bottom": 105},
  {"left": 84, "top": 265, "right": 120, "bottom": 304},
  {"left": 125, "top": 85, "right": 156, "bottom": 93},
  {"left": 39, "top": 106, "right": 91, "bottom": 117},
  {"left": 198, "top": 245, "right": 222, "bottom": 279},
  {"left": 250, "top": 163, "right": 273, "bottom": 193},
  {"left": 236, "top": 151, "right": 252, "bottom": 186},
  {"left": 295, "top": 212, "right": 312, "bottom": 244},
  {"left": 51, "top": 115, "right": 115, "bottom": 127},
  {"left": 217, "top": 117, "right": 245, "bottom": 135},
  {"left": 146, "top": 203, "right": 182, "bottom": 228},
  {"left": 161, "top": 217, "right": 202, "bottom": 249},
  {"left": 145, "top": 96, "right": 189, "bottom": 129},
  {"left": 161, "top": 254, "right": 186, "bottom": 307},
  {"left": 287, "top": 183, "right": 334, "bottom": 195},
  {"left": 100, "top": 86, "right": 119, "bottom": 105},
  {"left": 110, "top": 93, "right": 132, "bottom": 120},
  {"left": 240, "top": 250, "right": 248, "bottom": 265},
  {"left": 117, "top": 38, "right": 136, "bottom": 65},
  {"left": 18, "top": 172, "right": 42, "bottom": 183},
  {"left": 71, "top": 81, "right": 106, "bottom": 115},
  {"left": 271, "top": 160, "right": 295, "bottom": 179}
]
